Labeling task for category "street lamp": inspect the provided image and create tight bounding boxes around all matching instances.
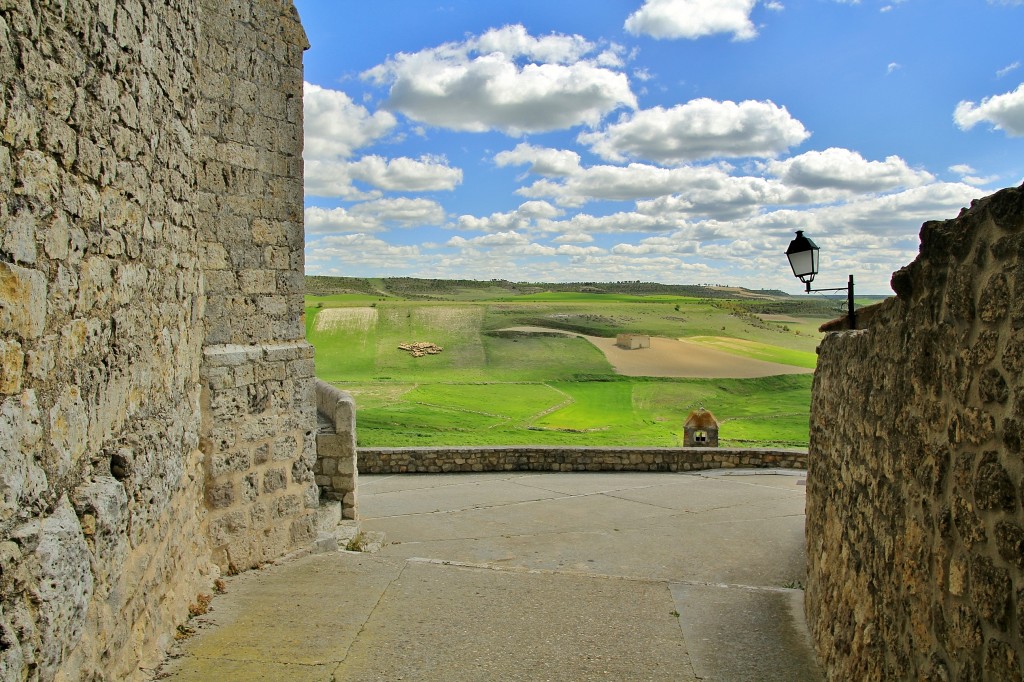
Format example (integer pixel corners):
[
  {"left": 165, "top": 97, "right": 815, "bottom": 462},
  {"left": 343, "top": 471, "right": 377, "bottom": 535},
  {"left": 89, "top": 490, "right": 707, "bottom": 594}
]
[{"left": 785, "top": 230, "right": 855, "bottom": 329}]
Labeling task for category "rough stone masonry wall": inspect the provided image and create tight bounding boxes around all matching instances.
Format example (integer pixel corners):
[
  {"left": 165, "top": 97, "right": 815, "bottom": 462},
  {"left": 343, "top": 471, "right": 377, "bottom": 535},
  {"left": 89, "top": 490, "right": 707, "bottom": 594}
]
[
  {"left": 195, "top": 1, "right": 318, "bottom": 574},
  {"left": 0, "top": 0, "right": 314, "bottom": 679},
  {"left": 0, "top": 2, "right": 213, "bottom": 679},
  {"left": 358, "top": 446, "right": 807, "bottom": 474},
  {"left": 806, "top": 183, "right": 1024, "bottom": 680}
]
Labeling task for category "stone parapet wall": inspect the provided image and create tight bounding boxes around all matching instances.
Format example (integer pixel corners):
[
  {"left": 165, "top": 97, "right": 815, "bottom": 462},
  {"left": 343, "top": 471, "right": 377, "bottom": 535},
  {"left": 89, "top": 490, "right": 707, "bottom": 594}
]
[
  {"left": 313, "top": 381, "right": 358, "bottom": 519},
  {"left": 806, "top": 184, "right": 1024, "bottom": 679},
  {"left": 358, "top": 447, "right": 807, "bottom": 474}
]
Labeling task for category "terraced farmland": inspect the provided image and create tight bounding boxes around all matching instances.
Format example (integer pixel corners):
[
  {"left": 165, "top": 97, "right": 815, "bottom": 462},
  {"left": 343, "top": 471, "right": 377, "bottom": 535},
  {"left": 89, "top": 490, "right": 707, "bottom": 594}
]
[{"left": 304, "top": 281, "right": 854, "bottom": 448}]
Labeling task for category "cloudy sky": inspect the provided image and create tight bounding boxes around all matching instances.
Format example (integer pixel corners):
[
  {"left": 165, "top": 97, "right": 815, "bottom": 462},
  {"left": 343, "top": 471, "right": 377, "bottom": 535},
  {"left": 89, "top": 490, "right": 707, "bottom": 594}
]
[{"left": 294, "top": 0, "right": 1024, "bottom": 294}]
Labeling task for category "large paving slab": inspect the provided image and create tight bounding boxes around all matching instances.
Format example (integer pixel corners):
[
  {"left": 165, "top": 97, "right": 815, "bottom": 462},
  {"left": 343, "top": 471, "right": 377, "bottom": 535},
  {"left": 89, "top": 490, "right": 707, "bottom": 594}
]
[{"left": 159, "top": 471, "right": 822, "bottom": 681}]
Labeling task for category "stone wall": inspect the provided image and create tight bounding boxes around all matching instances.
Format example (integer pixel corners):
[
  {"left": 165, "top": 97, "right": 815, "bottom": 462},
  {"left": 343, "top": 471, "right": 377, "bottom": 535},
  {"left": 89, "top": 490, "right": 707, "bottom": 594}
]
[
  {"left": 0, "top": 1, "right": 313, "bottom": 678},
  {"left": 806, "top": 183, "right": 1024, "bottom": 679},
  {"left": 314, "top": 381, "right": 358, "bottom": 519},
  {"left": 358, "top": 446, "right": 807, "bottom": 474},
  {"left": 195, "top": 0, "right": 319, "bottom": 575}
]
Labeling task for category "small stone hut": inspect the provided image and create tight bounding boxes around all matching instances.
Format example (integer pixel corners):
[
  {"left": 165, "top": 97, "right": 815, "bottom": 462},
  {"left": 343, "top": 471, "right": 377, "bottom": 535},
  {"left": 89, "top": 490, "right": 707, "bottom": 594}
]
[
  {"left": 684, "top": 408, "right": 719, "bottom": 447},
  {"left": 616, "top": 333, "right": 651, "bottom": 350}
]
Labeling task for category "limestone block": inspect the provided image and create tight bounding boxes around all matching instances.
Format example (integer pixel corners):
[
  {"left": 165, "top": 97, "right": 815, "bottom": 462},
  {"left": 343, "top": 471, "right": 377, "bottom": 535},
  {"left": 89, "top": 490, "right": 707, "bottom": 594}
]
[
  {"left": 238, "top": 269, "right": 276, "bottom": 294},
  {"left": 262, "top": 468, "right": 286, "bottom": 494},
  {"left": 256, "top": 295, "right": 288, "bottom": 316},
  {"left": 204, "top": 344, "right": 262, "bottom": 367},
  {"left": 71, "top": 477, "right": 129, "bottom": 586},
  {"left": 76, "top": 256, "right": 114, "bottom": 312},
  {"left": 209, "top": 448, "right": 252, "bottom": 478},
  {"left": 273, "top": 435, "right": 297, "bottom": 461},
  {"left": 208, "top": 510, "right": 248, "bottom": 547},
  {"left": 232, "top": 363, "right": 255, "bottom": 388},
  {"left": 289, "top": 514, "right": 316, "bottom": 545},
  {"left": 15, "top": 496, "right": 94, "bottom": 681},
  {"left": 995, "top": 522, "right": 1024, "bottom": 569},
  {"left": 2, "top": 211, "right": 36, "bottom": 264},
  {"left": 0, "top": 391, "right": 47, "bottom": 522},
  {"left": 253, "top": 443, "right": 270, "bottom": 464},
  {"left": 206, "top": 481, "right": 236, "bottom": 509},
  {"left": 15, "top": 151, "right": 59, "bottom": 203},
  {"left": 0, "top": 262, "right": 46, "bottom": 338},
  {"left": 0, "top": 338, "right": 24, "bottom": 394},
  {"left": 47, "top": 384, "right": 88, "bottom": 480}
]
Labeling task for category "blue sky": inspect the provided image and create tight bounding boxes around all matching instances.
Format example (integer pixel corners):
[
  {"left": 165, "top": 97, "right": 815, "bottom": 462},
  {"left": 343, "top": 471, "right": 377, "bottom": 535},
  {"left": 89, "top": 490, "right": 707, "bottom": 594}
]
[{"left": 294, "top": 0, "right": 1024, "bottom": 294}]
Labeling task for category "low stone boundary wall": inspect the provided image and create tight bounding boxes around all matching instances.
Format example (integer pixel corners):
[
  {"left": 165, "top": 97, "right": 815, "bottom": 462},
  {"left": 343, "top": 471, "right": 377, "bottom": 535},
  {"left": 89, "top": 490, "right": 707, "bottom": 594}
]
[
  {"left": 357, "top": 446, "right": 807, "bottom": 474},
  {"left": 313, "top": 381, "right": 358, "bottom": 519}
]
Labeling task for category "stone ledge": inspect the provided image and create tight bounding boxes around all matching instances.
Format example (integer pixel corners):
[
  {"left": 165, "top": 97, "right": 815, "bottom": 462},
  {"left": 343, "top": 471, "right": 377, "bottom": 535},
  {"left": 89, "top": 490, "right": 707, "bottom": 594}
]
[{"left": 357, "top": 446, "right": 808, "bottom": 474}]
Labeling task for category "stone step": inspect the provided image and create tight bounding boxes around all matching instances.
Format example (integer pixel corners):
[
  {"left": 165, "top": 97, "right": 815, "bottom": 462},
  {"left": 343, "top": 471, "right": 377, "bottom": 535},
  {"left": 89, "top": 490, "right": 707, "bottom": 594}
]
[
  {"left": 336, "top": 521, "right": 386, "bottom": 553},
  {"left": 316, "top": 500, "right": 341, "bottom": 535}
]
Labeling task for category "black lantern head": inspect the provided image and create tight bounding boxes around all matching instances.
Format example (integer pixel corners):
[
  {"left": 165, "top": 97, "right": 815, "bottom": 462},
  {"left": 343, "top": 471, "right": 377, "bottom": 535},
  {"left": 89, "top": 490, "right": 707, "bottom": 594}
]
[{"left": 785, "top": 230, "right": 820, "bottom": 290}]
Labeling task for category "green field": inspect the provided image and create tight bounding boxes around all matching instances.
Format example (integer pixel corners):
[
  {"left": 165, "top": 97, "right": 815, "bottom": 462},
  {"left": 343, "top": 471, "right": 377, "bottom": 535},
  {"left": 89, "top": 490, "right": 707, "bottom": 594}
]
[{"left": 305, "top": 278, "right": 850, "bottom": 448}]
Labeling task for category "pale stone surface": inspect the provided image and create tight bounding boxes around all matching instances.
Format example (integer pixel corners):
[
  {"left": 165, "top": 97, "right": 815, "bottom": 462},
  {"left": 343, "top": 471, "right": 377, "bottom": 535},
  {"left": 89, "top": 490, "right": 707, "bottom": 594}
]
[
  {"left": 0, "top": 262, "right": 46, "bottom": 338},
  {"left": 16, "top": 497, "right": 94, "bottom": 681},
  {"left": 807, "top": 183, "right": 1024, "bottom": 679}
]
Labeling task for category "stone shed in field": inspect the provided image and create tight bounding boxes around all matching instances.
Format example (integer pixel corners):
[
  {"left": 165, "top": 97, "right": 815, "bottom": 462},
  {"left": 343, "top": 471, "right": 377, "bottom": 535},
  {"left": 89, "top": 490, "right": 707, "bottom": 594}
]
[
  {"left": 684, "top": 408, "right": 719, "bottom": 447},
  {"left": 616, "top": 333, "right": 651, "bottom": 350}
]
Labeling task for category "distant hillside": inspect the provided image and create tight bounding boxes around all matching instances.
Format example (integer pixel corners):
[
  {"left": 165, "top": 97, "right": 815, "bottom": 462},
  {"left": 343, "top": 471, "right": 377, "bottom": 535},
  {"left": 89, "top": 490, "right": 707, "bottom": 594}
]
[{"left": 305, "top": 275, "right": 789, "bottom": 300}]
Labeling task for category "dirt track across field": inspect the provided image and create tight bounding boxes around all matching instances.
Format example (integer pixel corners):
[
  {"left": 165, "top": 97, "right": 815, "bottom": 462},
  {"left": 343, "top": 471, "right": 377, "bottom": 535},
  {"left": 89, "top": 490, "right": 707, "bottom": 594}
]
[{"left": 499, "top": 326, "right": 814, "bottom": 378}]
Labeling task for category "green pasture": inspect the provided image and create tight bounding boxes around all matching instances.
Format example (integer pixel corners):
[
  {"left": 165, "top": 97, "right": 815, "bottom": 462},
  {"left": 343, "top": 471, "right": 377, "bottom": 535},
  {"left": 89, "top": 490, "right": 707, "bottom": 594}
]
[
  {"left": 345, "top": 375, "right": 811, "bottom": 448},
  {"left": 305, "top": 292, "right": 821, "bottom": 448}
]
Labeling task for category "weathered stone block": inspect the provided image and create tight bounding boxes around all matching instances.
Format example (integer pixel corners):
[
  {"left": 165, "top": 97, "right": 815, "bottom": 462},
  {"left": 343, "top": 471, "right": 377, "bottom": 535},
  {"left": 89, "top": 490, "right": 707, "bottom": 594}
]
[
  {"left": 0, "top": 338, "right": 25, "bottom": 394},
  {"left": 995, "top": 522, "right": 1024, "bottom": 570},
  {"left": 262, "top": 468, "right": 286, "bottom": 494},
  {"left": 238, "top": 269, "right": 276, "bottom": 294},
  {"left": 973, "top": 452, "right": 1017, "bottom": 512},
  {"left": 206, "top": 481, "right": 236, "bottom": 509},
  {"left": 970, "top": 555, "right": 1011, "bottom": 628},
  {"left": 208, "top": 510, "right": 248, "bottom": 547},
  {"left": 0, "top": 262, "right": 47, "bottom": 338},
  {"left": 16, "top": 497, "right": 94, "bottom": 681},
  {"left": 209, "top": 449, "right": 252, "bottom": 478}
]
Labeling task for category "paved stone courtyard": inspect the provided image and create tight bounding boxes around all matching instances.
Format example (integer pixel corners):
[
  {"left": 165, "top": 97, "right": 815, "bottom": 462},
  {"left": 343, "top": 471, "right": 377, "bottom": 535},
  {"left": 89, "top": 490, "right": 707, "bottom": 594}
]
[{"left": 160, "top": 471, "right": 822, "bottom": 680}]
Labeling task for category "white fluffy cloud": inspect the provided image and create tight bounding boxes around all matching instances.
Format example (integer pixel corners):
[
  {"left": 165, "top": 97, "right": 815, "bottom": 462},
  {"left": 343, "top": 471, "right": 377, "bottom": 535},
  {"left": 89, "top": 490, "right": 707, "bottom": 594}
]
[
  {"left": 305, "top": 155, "right": 461, "bottom": 199},
  {"left": 350, "top": 197, "right": 447, "bottom": 226},
  {"left": 455, "top": 201, "right": 564, "bottom": 233},
  {"left": 494, "top": 144, "right": 582, "bottom": 176},
  {"left": 948, "top": 164, "right": 1001, "bottom": 186},
  {"left": 765, "top": 148, "right": 933, "bottom": 192},
  {"left": 954, "top": 82, "right": 1024, "bottom": 136},
  {"left": 304, "top": 206, "right": 382, "bottom": 234},
  {"left": 518, "top": 161, "right": 799, "bottom": 219},
  {"left": 304, "top": 159, "right": 381, "bottom": 200},
  {"left": 624, "top": 0, "right": 759, "bottom": 41},
  {"left": 345, "top": 155, "right": 462, "bottom": 192},
  {"left": 579, "top": 99, "right": 810, "bottom": 163},
  {"left": 306, "top": 233, "right": 424, "bottom": 276},
  {"left": 362, "top": 25, "right": 637, "bottom": 134},
  {"left": 303, "top": 82, "right": 396, "bottom": 159},
  {"left": 304, "top": 198, "right": 445, "bottom": 235}
]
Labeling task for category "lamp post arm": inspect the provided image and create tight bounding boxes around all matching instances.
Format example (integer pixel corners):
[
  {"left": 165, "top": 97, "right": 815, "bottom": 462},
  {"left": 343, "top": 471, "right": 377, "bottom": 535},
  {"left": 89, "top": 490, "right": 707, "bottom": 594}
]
[{"left": 804, "top": 275, "right": 855, "bottom": 329}]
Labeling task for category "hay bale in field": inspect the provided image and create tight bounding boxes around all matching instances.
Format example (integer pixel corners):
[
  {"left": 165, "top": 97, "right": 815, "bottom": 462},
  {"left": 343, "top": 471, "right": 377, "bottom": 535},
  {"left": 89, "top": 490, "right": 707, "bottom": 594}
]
[
  {"left": 616, "top": 333, "right": 650, "bottom": 350},
  {"left": 398, "top": 341, "right": 444, "bottom": 357}
]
